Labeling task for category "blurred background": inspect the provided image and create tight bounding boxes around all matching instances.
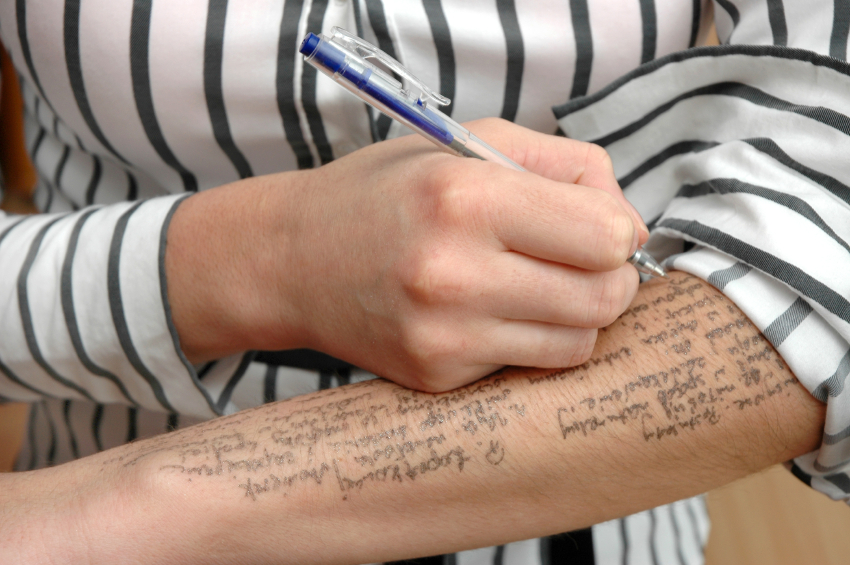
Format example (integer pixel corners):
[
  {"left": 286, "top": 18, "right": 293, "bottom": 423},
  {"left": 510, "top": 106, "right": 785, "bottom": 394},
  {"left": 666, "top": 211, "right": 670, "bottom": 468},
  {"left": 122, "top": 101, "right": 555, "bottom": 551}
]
[{"left": 2, "top": 28, "right": 849, "bottom": 564}]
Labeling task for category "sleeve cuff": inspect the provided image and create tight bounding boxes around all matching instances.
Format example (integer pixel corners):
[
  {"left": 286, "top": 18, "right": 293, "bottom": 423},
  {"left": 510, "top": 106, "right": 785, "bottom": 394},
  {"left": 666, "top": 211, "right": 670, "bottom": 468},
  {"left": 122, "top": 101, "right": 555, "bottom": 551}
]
[{"left": 0, "top": 195, "right": 229, "bottom": 418}]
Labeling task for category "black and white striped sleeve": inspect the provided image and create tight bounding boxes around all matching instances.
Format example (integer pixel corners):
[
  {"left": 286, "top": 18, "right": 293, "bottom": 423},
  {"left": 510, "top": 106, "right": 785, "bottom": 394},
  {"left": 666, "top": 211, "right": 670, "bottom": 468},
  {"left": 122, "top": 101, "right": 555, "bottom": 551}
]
[
  {"left": 555, "top": 0, "right": 850, "bottom": 502},
  {"left": 0, "top": 195, "right": 225, "bottom": 419}
]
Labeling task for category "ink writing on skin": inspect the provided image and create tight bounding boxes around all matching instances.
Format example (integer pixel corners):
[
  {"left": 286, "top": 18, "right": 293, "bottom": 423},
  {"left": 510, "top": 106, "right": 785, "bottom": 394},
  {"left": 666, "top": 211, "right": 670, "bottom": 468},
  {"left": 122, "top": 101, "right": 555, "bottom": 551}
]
[
  {"left": 101, "top": 273, "right": 802, "bottom": 503},
  {"left": 554, "top": 276, "right": 800, "bottom": 443}
]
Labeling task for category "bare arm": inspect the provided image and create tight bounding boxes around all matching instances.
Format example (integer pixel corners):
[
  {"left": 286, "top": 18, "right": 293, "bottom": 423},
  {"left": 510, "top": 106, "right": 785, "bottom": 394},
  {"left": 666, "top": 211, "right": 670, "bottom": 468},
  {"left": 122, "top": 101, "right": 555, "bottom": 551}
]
[{"left": 0, "top": 272, "right": 824, "bottom": 564}]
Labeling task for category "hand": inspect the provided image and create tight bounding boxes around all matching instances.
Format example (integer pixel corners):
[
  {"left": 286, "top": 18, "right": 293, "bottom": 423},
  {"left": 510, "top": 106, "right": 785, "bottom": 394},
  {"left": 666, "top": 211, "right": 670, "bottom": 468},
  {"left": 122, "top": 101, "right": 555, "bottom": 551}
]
[
  {"left": 167, "top": 118, "right": 647, "bottom": 391},
  {"left": 280, "top": 118, "right": 648, "bottom": 390}
]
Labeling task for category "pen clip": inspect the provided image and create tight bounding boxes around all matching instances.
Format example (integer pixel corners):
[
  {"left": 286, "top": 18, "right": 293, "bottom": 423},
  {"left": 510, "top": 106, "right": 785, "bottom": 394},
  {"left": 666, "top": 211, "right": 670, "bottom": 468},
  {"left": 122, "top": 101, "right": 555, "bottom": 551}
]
[{"left": 329, "top": 26, "right": 450, "bottom": 109}]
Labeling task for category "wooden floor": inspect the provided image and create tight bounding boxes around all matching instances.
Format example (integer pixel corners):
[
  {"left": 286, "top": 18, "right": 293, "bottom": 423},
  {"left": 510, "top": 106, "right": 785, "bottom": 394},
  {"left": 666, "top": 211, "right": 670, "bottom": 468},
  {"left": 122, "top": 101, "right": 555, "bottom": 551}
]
[
  {"left": 0, "top": 403, "right": 26, "bottom": 473},
  {"left": 706, "top": 465, "right": 850, "bottom": 564},
  {"left": 2, "top": 402, "right": 849, "bottom": 563}
]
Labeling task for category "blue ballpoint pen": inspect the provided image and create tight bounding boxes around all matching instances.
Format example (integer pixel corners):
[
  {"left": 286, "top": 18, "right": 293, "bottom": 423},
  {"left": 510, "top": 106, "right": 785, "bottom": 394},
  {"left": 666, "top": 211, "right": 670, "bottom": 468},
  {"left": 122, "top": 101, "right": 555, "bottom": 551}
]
[{"left": 299, "top": 27, "right": 666, "bottom": 278}]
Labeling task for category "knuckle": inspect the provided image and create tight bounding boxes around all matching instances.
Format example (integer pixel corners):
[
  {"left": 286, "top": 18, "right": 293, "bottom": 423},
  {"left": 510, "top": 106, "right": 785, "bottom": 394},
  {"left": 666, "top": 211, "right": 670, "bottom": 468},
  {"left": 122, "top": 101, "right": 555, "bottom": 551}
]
[
  {"left": 589, "top": 194, "right": 634, "bottom": 268},
  {"left": 584, "top": 271, "right": 635, "bottom": 327},
  {"left": 585, "top": 143, "right": 615, "bottom": 174},
  {"left": 398, "top": 322, "right": 456, "bottom": 377},
  {"left": 401, "top": 251, "right": 463, "bottom": 305},
  {"left": 565, "top": 329, "right": 597, "bottom": 367},
  {"left": 427, "top": 167, "right": 488, "bottom": 229},
  {"left": 413, "top": 375, "right": 458, "bottom": 394}
]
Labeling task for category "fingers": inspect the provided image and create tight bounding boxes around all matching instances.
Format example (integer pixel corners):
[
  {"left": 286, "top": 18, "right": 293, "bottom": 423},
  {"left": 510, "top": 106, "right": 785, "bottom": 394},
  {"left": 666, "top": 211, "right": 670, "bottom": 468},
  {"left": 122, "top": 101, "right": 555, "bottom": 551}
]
[
  {"left": 477, "top": 321, "right": 599, "bottom": 369},
  {"left": 480, "top": 253, "right": 640, "bottom": 328},
  {"left": 496, "top": 173, "right": 638, "bottom": 270},
  {"left": 571, "top": 142, "right": 650, "bottom": 245},
  {"left": 428, "top": 160, "right": 637, "bottom": 271},
  {"left": 395, "top": 246, "right": 635, "bottom": 379},
  {"left": 465, "top": 118, "right": 650, "bottom": 244},
  {"left": 399, "top": 320, "right": 599, "bottom": 392},
  {"left": 397, "top": 248, "right": 635, "bottom": 374}
]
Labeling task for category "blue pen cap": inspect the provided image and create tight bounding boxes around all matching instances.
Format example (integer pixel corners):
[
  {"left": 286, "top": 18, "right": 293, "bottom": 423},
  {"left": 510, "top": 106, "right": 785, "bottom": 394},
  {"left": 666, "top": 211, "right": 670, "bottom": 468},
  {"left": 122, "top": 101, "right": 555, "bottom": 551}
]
[
  {"left": 300, "top": 32, "right": 349, "bottom": 75},
  {"left": 300, "top": 32, "right": 321, "bottom": 58},
  {"left": 300, "top": 29, "right": 455, "bottom": 146}
]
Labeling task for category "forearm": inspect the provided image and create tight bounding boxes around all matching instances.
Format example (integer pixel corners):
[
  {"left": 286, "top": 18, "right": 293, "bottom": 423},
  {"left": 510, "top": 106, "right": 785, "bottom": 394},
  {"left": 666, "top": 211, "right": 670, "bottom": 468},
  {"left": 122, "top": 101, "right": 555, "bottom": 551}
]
[{"left": 2, "top": 273, "right": 824, "bottom": 564}]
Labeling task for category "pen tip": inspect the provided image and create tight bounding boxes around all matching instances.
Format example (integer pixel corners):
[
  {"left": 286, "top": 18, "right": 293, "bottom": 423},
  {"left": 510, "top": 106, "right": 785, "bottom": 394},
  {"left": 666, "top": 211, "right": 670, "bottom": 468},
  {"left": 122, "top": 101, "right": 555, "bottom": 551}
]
[{"left": 628, "top": 248, "right": 668, "bottom": 278}]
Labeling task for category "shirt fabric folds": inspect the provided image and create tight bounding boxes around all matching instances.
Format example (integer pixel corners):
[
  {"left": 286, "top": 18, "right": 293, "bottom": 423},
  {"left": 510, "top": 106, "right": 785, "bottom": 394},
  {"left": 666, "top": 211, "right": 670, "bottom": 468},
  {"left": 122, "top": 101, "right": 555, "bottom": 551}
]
[{"left": 1, "top": 1, "right": 848, "bottom": 564}]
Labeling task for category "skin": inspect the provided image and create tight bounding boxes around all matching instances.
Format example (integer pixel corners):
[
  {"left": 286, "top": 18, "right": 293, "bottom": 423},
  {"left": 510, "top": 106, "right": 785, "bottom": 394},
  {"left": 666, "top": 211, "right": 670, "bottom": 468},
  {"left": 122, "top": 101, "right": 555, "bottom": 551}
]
[
  {"left": 0, "top": 18, "right": 824, "bottom": 562},
  {"left": 0, "top": 273, "right": 825, "bottom": 564},
  {"left": 0, "top": 119, "right": 826, "bottom": 562},
  {"left": 165, "top": 119, "right": 649, "bottom": 391}
]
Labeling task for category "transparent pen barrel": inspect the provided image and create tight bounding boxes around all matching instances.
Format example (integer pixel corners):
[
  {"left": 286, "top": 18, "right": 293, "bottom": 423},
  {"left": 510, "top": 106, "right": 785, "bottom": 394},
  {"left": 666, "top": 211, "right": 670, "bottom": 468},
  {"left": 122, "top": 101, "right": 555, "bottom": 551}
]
[
  {"left": 301, "top": 34, "right": 523, "bottom": 171},
  {"left": 445, "top": 128, "right": 524, "bottom": 172}
]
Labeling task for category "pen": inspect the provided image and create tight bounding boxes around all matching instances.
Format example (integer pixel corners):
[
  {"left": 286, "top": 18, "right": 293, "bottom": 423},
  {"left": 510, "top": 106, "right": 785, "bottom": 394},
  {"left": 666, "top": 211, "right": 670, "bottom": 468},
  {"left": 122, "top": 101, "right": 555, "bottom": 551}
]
[{"left": 299, "top": 27, "right": 667, "bottom": 278}]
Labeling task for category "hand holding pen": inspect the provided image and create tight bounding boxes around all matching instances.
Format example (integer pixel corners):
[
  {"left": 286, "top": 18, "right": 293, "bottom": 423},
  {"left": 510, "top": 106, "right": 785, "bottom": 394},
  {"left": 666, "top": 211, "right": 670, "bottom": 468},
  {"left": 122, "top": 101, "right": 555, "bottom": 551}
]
[
  {"left": 272, "top": 28, "right": 658, "bottom": 390},
  {"left": 300, "top": 28, "right": 665, "bottom": 278}
]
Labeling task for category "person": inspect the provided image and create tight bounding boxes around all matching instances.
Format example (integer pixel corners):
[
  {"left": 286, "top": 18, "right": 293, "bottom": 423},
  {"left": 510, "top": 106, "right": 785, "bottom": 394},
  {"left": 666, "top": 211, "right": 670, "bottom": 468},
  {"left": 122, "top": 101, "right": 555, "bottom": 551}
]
[{"left": 0, "top": 0, "right": 848, "bottom": 563}]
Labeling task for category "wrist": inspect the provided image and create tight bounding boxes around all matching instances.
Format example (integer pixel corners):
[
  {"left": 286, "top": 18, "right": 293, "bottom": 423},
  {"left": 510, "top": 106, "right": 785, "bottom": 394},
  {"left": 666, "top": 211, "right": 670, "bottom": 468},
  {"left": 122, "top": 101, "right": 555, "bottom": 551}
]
[{"left": 165, "top": 173, "right": 313, "bottom": 363}]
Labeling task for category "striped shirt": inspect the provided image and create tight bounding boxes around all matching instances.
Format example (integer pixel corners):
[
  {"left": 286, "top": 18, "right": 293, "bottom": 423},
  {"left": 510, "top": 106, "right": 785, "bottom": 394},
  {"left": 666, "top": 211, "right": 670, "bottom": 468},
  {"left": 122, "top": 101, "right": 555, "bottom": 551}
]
[{"left": 1, "top": 1, "right": 848, "bottom": 564}]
